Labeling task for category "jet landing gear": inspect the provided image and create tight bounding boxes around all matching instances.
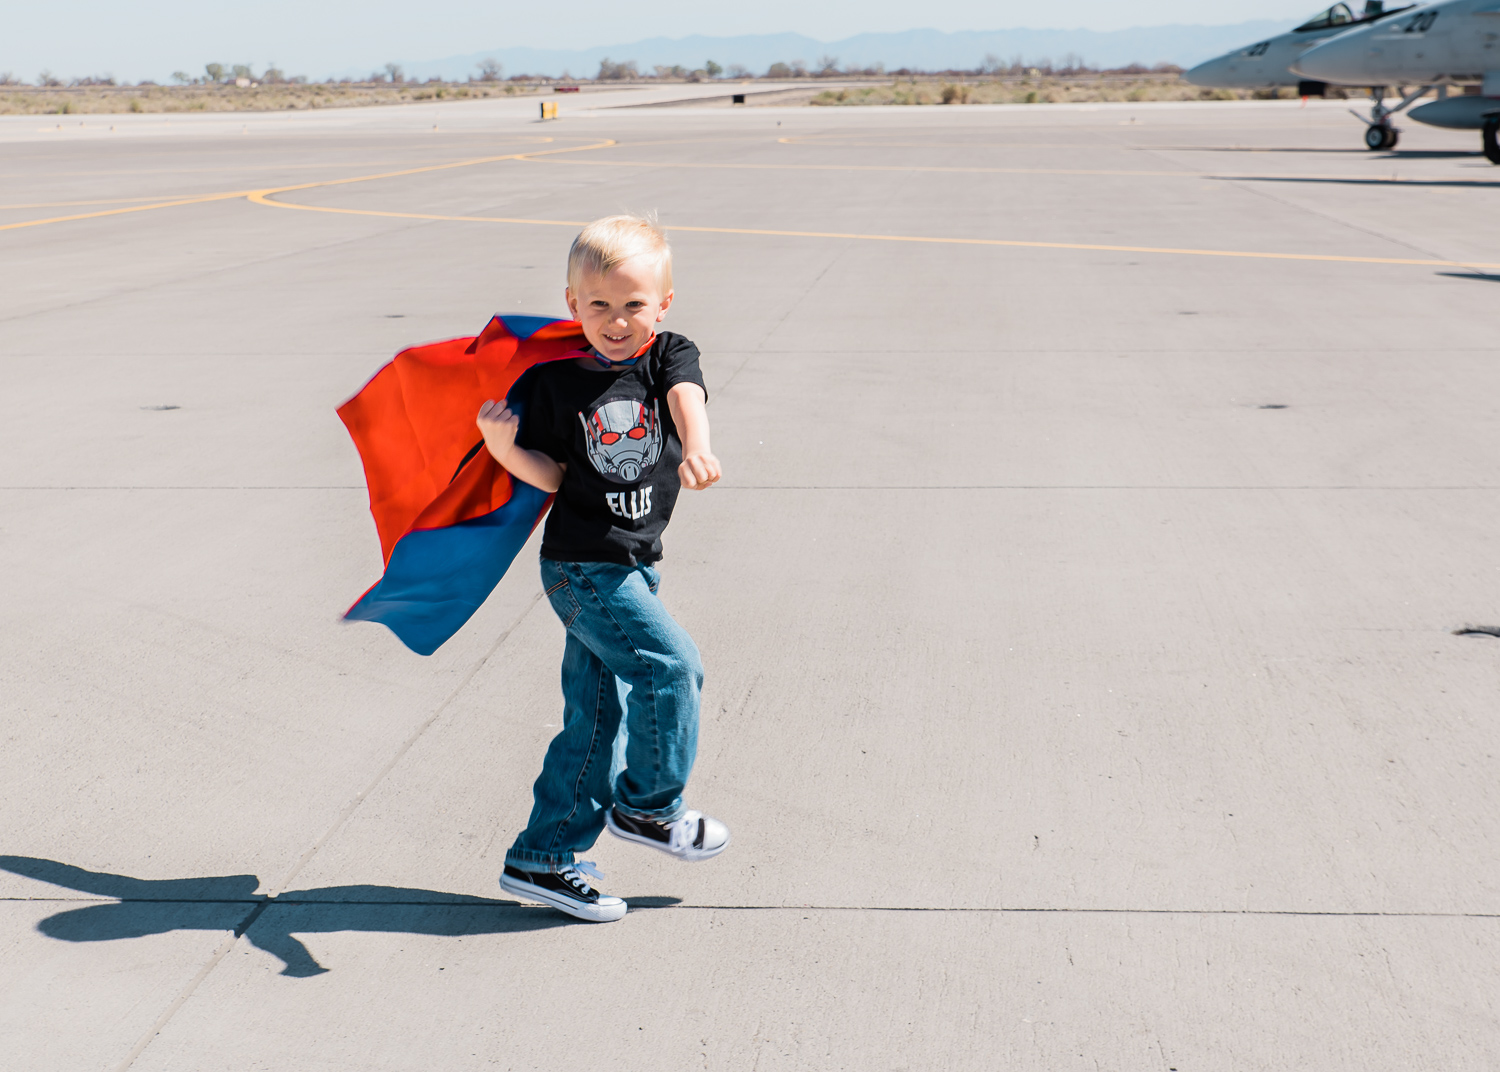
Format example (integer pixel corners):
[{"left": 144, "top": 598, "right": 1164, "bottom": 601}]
[
  {"left": 1365, "top": 123, "right": 1398, "bottom": 150},
  {"left": 1353, "top": 84, "right": 1428, "bottom": 151},
  {"left": 1484, "top": 118, "right": 1500, "bottom": 166}
]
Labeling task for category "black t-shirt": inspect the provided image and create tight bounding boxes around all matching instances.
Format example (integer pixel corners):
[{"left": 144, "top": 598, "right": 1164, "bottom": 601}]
[{"left": 512, "top": 331, "right": 706, "bottom": 566}]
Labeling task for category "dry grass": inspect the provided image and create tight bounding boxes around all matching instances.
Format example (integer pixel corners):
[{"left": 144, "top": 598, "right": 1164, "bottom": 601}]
[
  {"left": 0, "top": 82, "right": 542, "bottom": 115},
  {"left": 809, "top": 76, "right": 1343, "bottom": 107},
  {"left": 0, "top": 76, "right": 1345, "bottom": 117}
]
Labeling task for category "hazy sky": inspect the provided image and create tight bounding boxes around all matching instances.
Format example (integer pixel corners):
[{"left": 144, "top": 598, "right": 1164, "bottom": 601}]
[{"left": 7, "top": 1, "right": 1320, "bottom": 83}]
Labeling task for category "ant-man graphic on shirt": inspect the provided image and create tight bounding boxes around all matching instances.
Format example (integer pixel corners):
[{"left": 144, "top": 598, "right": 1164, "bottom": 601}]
[{"left": 579, "top": 398, "right": 663, "bottom": 484}]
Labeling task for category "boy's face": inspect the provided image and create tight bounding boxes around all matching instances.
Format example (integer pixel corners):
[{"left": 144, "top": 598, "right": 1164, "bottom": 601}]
[{"left": 566, "top": 256, "right": 673, "bottom": 364}]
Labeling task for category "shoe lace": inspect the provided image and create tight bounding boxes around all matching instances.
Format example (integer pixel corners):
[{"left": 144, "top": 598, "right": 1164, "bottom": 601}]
[
  {"left": 668, "top": 811, "right": 704, "bottom": 852},
  {"left": 561, "top": 861, "right": 603, "bottom": 894}
]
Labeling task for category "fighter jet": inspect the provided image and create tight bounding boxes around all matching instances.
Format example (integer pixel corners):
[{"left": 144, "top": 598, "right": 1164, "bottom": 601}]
[
  {"left": 1184, "top": 3, "right": 1412, "bottom": 94},
  {"left": 1292, "top": 0, "right": 1500, "bottom": 160}
]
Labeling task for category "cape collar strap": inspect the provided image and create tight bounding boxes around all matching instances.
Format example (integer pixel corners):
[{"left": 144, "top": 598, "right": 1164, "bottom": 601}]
[{"left": 591, "top": 332, "right": 657, "bottom": 369}]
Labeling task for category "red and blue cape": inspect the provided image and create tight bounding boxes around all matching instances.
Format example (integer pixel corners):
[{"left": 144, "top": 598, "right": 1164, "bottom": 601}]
[{"left": 338, "top": 314, "right": 587, "bottom": 655}]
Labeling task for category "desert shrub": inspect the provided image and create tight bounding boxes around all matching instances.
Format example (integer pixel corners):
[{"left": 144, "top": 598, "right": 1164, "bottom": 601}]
[{"left": 596, "top": 58, "right": 638, "bottom": 80}]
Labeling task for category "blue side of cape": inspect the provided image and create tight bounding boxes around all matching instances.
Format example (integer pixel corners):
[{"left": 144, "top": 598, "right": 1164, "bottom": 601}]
[
  {"left": 345, "top": 480, "right": 551, "bottom": 657},
  {"left": 499, "top": 315, "right": 560, "bottom": 339}
]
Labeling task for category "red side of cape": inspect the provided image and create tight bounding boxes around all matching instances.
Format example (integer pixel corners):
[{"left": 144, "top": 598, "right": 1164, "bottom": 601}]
[{"left": 337, "top": 316, "right": 589, "bottom": 566}]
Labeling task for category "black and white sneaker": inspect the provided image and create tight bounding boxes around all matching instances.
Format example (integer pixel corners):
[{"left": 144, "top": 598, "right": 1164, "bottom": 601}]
[
  {"left": 605, "top": 807, "right": 730, "bottom": 862},
  {"left": 499, "top": 862, "right": 626, "bottom": 922}
]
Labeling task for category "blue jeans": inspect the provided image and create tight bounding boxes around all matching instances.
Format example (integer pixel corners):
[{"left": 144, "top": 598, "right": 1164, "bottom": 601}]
[{"left": 505, "top": 559, "right": 702, "bottom": 873}]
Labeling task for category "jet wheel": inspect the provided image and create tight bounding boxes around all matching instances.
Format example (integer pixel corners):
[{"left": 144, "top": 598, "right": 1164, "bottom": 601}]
[
  {"left": 1484, "top": 119, "right": 1500, "bottom": 166},
  {"left": 1365, "top": 124, "right": 1395, "bottom": 151}
]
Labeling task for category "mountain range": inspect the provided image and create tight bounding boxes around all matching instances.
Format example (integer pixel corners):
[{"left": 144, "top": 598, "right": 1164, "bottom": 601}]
[{"left": 376, "top": 23, "right": 1298, "bottom": 82}]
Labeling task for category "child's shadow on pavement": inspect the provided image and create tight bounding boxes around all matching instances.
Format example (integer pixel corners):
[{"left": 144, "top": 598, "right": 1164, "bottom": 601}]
[{"left": 1, "top": 855, "right": 677, "bottom": 977}]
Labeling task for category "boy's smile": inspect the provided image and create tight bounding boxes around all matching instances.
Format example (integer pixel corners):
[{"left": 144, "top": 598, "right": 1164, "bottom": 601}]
[{"left": 566, "top": 256, "right": 673, "bottom": 367}]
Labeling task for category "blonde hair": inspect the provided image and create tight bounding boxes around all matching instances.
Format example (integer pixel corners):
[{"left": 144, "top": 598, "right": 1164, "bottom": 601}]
[{"left": 566, "top": 214, "right": 673, "bottom": 295}]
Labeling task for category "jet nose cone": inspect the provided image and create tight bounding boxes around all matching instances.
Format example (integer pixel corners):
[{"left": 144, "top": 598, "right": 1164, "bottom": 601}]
[
  {"left": 1184, "top": 55, "right": 1233, "bottom": 87},
  {"left": 1291, "top": 30, "right": 1372, "bottom": 83}
]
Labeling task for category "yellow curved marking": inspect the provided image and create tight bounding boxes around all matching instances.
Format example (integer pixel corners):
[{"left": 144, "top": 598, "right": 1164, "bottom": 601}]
[
  {"left": 0, "top": 138, "right": 607, "bottom": 234},
  {"left": 241, "top": 190, "right": 1500, "bottom": 271}
]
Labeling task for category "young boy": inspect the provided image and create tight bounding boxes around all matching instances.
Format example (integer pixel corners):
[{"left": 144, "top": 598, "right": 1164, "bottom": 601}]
[{"left": 475, "top": 215, "right": 729, "bottom": 923}]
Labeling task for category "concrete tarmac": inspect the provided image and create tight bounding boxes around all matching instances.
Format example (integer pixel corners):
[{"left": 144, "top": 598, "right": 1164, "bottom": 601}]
[{"left": 2, "top": 97, "right": 1499, "bottom": 1070}]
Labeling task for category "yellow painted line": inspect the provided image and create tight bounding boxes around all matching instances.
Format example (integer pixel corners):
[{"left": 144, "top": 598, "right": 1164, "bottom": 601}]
[
  {"left": 245, "top": 197, "right": 587, "bottom": 228},
  {"left": 0, "top": 191, "right": 255, "bottom": 232},
  {"left": 244, "top": 192, "right": 1500, "bottom": 271},
  {"left": 769, "top": 134, "right": 1500, "bottom": 183},
  {"left": 0, "top": 194, "right": 233, "bottom": 210},
  {"left": 0, "top": 138, "right": 612, "bottom": 234},
  {"left": 522, "top": 157, "right": 1204, "bottom": 178},
  {"left": 659, "top": 226, "right": 1500, "bottom": 271},
  {"left": 241, "top": 138, "right": 616, "bottom": 199},
  {"left": 0, "top": 145, "right": 558, "bottom": 180},
  {"left": 777, "top": 136, "right": 1093, "bottom": 148},
  {"left": 241, "top": 139, "right": 615, "bottom": 210},
  {"left": 525, "top": 148, "right": 1499, "bottom": 185}
]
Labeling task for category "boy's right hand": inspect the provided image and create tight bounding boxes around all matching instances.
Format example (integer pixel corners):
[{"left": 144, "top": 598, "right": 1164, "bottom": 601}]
[
  {"left": 476, "top": 400, "right": 565, "bottom": 492},
  {"left": 476, "top": 400, "right": 520, "bottom": 461}
]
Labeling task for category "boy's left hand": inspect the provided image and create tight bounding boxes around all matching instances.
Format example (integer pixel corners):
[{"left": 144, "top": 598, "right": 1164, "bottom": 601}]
[{"left": 679, "top": 451, "right": 721, "bottom": 490}]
